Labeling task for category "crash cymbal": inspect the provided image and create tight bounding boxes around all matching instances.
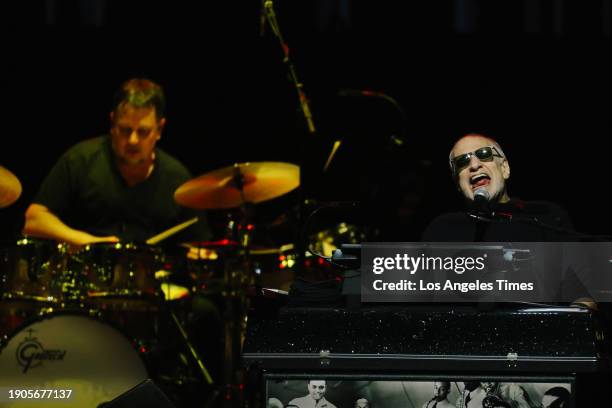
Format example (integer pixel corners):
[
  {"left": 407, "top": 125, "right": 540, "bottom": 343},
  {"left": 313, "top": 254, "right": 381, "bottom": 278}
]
[
  {"left": 174, "top": 162, "right": 299, "bottom": 210},
  {"left": 0, "top": 165, "right": 22, "bottom": 208}
]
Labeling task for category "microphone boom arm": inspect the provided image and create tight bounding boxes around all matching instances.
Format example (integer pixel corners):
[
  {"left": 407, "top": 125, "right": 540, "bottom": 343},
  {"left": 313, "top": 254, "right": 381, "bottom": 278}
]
[{"left": 263, "top": 1, "right": 317, "bottom": 135}]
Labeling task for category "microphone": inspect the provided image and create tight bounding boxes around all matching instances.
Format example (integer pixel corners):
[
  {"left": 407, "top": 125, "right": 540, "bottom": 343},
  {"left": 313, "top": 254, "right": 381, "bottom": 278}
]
[
  {"left": 472, "top": 188, "right": 491, "bottom": 216},
  {"left": 470, "top": 188, "right": 491, "bottom": 241}
]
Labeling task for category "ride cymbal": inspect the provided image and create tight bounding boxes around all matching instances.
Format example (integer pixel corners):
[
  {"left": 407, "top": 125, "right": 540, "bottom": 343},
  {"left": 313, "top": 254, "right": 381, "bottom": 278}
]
[{"left": 174, "top": 162, "right": 299, "bottom": 210}]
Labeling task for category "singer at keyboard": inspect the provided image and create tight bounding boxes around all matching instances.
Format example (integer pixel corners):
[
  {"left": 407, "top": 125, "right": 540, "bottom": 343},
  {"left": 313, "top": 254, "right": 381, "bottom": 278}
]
[{"left": 421, "top": 133, "right": 595, "bottom": 309}]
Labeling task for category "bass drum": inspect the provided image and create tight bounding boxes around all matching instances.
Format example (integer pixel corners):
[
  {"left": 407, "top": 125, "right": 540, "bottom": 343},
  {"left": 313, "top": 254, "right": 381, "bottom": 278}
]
[{"left": 0, "top": 311, "right": 149, "bottom": 407}]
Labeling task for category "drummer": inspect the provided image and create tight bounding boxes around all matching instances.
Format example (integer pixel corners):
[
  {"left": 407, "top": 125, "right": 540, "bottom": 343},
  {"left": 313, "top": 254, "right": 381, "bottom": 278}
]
[
  {"left": 21, "top": 78, "right": 223, "bottom": 378},
  {"left": 23, "top": 78, "right": 211, "bottom": 245}
]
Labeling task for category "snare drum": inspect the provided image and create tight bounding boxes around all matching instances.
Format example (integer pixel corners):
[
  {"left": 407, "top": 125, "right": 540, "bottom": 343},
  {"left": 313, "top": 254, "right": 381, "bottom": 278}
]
[
  {"left": 76, "top": 242, "right": 162, "bottom": 305},
  {"left": 0, "top": 311, "right": 149, "bottom": 407}
]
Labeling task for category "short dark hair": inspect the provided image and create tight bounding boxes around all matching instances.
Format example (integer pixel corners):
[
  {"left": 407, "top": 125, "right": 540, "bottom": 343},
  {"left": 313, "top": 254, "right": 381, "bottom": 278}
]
[
  {"left": 112, "top": 78, "right": 166, "bottom": 120},
  {"left": 543, "top": 387, "right": 570, "bottom": 407}
]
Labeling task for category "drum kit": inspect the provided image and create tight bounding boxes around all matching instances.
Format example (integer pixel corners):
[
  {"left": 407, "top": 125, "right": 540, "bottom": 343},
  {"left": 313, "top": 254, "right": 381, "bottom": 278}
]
[
  {"left": 0, "top": 163, "right": 303, "bottom": 405},
  {"left": 0, "top": 162, "right": 365, "bottom": 406}
]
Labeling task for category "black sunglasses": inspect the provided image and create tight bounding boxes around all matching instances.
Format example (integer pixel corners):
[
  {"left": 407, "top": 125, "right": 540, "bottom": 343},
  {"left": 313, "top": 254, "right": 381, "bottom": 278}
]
[{"left": 452, "top": 146, "right": 503, "bottom": 173}]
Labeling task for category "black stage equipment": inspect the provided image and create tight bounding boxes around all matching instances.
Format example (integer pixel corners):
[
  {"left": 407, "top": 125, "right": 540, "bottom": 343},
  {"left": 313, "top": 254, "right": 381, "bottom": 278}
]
[
  {"left": 243, "top": 303, "right": 611, "bottom": 407},
  {"left": 100, "top": 379, "right": 176, "bottom": 408}
]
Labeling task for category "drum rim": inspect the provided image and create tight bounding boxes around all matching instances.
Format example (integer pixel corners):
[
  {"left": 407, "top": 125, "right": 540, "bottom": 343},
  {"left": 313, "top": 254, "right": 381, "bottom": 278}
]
[
  {"left": 7, "top": 236, "right": 70, "bottom": 247},
  {"left": 0, "top": 307, "right": 150, "bottom": 362},
  {"left": 80, "top": 241, "right": 165, "bottom": 252},
  {"left": 0, "top": 307, "right": 152, "bottom": 406},
  {"left": 1, "top": 293, "right": 62, "bottom": 303}
]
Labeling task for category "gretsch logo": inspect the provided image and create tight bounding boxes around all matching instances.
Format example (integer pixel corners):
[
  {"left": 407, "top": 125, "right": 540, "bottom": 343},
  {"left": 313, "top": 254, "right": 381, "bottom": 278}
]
[{"left": 16, "top": 329, "right": 67, "bottom": 373}]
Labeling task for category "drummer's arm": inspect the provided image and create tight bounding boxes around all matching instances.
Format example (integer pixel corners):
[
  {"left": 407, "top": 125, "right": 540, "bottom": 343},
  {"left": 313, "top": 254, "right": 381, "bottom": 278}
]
[{"left": 24, "top": 203, "right": 119, "bottom": 246}]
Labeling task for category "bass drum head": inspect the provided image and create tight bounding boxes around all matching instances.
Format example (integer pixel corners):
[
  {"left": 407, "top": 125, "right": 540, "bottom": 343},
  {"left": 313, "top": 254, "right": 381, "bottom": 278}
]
[{"left": 0, "top": 312, "right": 148, "bottom": 407}]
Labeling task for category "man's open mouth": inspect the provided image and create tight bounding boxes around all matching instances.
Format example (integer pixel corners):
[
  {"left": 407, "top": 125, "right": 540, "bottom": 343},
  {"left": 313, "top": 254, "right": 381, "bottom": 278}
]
[{"left": 470, "top": 173, "right": 490, "bottom": 189}]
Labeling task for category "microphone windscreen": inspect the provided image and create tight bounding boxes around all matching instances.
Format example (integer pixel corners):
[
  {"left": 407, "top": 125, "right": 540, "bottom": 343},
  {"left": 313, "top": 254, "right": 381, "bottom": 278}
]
[
  {"left": 473, "top": 188, "right": 490, "bottom": 202},
  {"left": 471, "top": 188, "right": 491, "bottom": 215}
]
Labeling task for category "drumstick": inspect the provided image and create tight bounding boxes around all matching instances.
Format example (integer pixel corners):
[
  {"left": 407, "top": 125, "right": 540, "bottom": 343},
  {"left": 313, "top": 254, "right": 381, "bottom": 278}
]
[
  {"left": 146, "top": 217, "right": 199, "bottom": 245},
  {"left": 323, "top": 140, "right": 342, "bottom": 172}
]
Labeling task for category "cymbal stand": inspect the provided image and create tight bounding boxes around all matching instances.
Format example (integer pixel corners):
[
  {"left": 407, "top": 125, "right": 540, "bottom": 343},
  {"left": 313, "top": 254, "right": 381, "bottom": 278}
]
[
  {"left": 221, "top": 166, "right": 255, "bottom": 407},
  {"left": 169, "top": 309, "right": 215, "bottom": 386},
  {"left": 155, "top": 274, "right": 215, "bottom": 393}
]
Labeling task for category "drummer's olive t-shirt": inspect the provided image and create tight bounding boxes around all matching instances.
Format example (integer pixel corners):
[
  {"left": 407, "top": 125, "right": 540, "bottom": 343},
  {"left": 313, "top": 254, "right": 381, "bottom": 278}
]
[{"left": 34, "top": 136, "right": 211, "bottom": 243}]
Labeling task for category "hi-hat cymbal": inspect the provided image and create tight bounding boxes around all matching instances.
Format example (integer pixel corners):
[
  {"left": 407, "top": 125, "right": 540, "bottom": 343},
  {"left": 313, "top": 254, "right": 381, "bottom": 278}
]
[
  {"left": 174, "top": 162, "right": 299, "bottom": 210},
  {"left": 0, "top": 165, "right": 22, "bottom": 208}
]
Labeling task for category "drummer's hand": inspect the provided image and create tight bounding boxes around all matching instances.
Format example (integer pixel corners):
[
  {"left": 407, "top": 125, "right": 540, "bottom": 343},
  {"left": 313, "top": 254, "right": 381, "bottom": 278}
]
[
  {"left": 64, "top": 234, "right": 119, "bottom": 254},
  {"left": 72, "top": 233, "right": 120, "bottom": 247},
  {"left": 89, "top": 235, "right": 120, "bottom": 244}
]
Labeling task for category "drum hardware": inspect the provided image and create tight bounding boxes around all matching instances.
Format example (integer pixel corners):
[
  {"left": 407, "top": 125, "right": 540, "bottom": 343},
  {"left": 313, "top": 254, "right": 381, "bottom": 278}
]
[
  {"left": 174, "top": 161, "right": 301, "bottom": 406},
  {"left": 132, "top": 241, "right": 221, "bottom": 393},
  {"left": 169, "top": 309, "right": 214, "bottom": 385}
]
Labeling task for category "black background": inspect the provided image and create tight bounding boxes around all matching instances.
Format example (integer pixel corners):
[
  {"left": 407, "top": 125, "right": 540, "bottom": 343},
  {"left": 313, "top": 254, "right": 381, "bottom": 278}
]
[{"left": 2, "top": 1, "right": 611, "bottom": 243}]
